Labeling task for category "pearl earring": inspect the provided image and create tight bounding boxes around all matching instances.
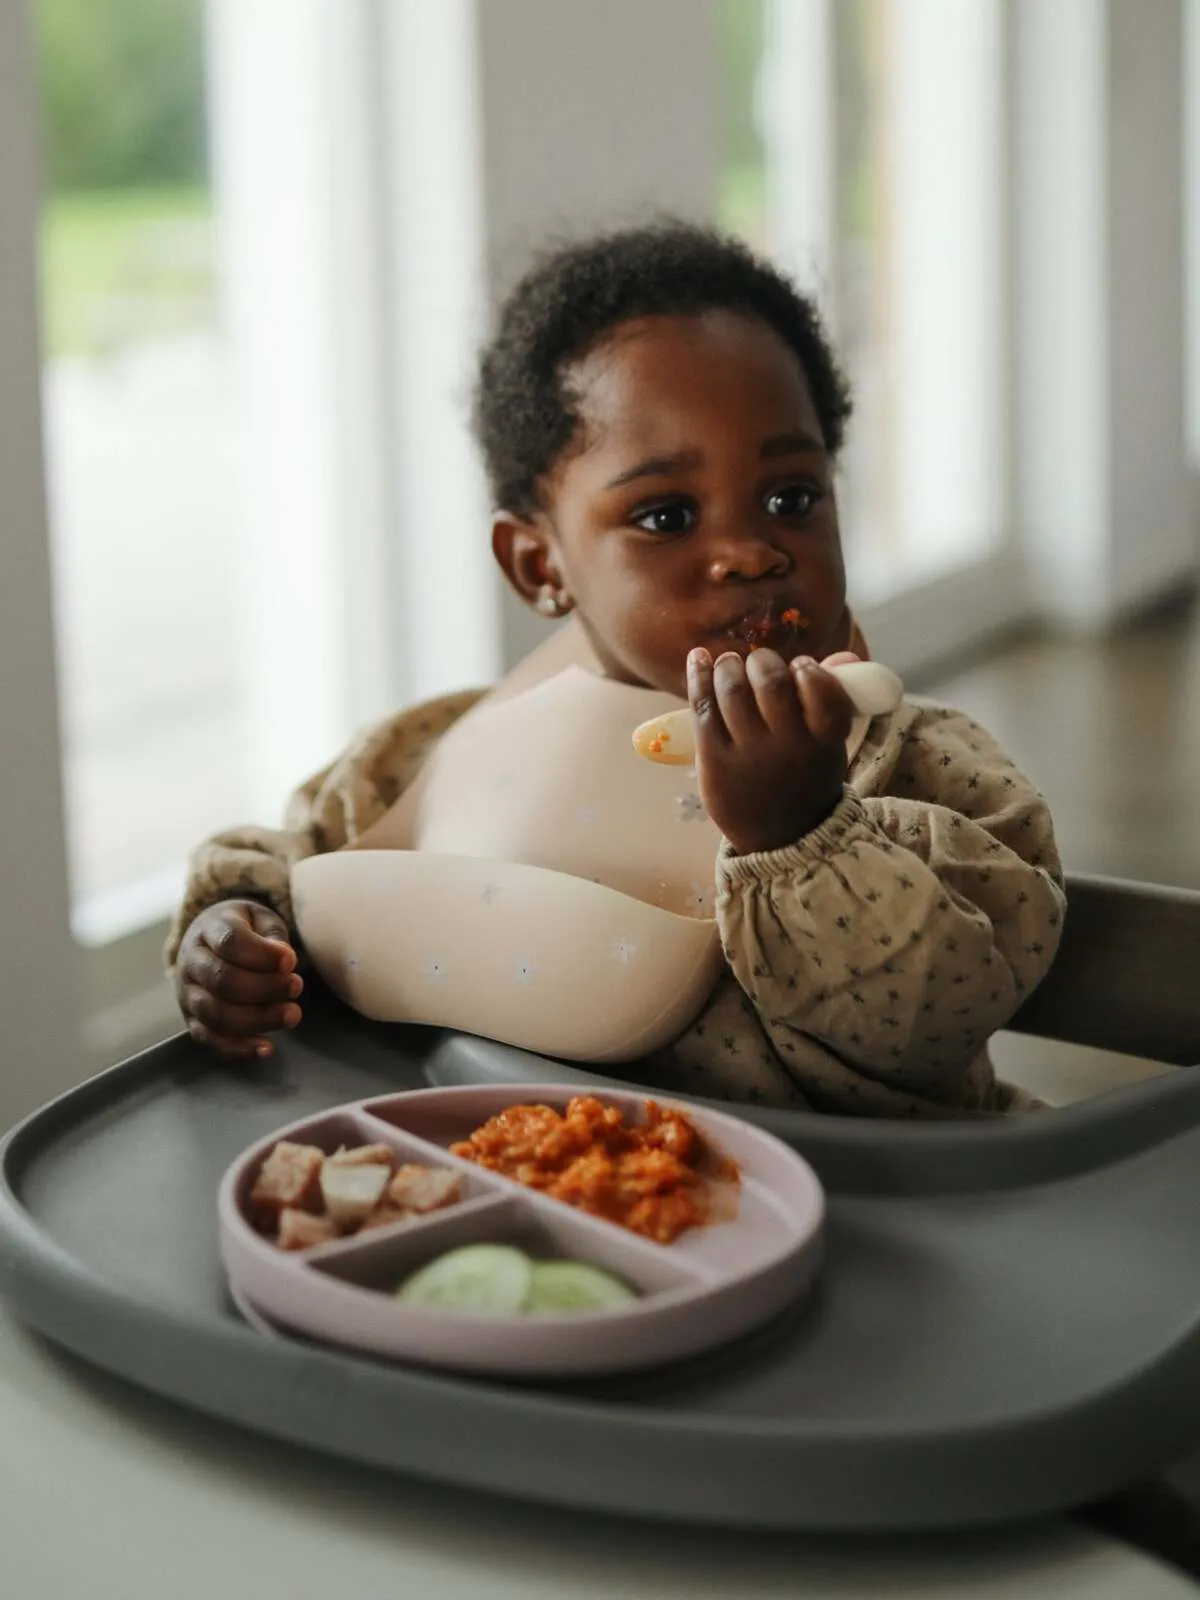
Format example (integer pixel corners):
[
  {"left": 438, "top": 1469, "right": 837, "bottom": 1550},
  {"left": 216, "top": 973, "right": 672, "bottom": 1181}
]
[{"left": 536, "top": 591, "right": 566, "bottom": 618}]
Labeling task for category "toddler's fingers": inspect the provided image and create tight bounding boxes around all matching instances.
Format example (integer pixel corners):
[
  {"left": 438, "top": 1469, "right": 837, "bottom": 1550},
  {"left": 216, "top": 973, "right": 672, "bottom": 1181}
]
[
  {"left": 204, "top": 909, "right": 296, "bottom": 974},
  {"left": 183, "top": 944, "right": 301, "bottom": 1007},
  {"left": 185, "top": 1019, "right": 275, "bottom": 1061},
  {"left": 687, "top": 648, "right": 730, "bottom": 752},
  {"left": 792, "top": 660, "right": 855, "bottom": 748},
  {"left": 745, "top": 648, "right": 809, "bottom": 740},
  {"left": 185, "top": 988, "right": 302, "bottom": 1040},
  {"left": 712, "top": 651, "right": 764, "bottom": 744},
  {"left": 247, "top": 903, "right": 293, "bottom": 945}
]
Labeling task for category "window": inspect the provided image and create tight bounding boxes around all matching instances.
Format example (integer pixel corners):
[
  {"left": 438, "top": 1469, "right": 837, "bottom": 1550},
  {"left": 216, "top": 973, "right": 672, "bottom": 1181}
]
[
  {"left": 36, "top": 0, "right": 245, "bottom": 941},
  {"left": 719, "top": 0, "right": 1007, "bottom": 608},
  {"left": 716, "top": 0, "right": 768, "bottom": 248},
  {"left": 1187, "top": 0, "right": 1200, "bottom": 472},
  {"left": 35, "top": 0, "right": 436, "bottom": 954}
]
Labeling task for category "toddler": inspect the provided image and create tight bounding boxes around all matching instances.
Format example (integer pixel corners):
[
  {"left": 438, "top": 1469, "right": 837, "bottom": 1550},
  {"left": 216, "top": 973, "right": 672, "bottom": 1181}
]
[{"left": 169, "top": 223, "right": 1064, "bottom": 1117}]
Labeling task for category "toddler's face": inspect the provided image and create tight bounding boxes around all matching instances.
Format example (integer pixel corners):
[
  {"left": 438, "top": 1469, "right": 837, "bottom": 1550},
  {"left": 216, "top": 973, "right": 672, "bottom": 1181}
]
[{"left": 502, "top": 310, "right": 850, "bottom": 699}]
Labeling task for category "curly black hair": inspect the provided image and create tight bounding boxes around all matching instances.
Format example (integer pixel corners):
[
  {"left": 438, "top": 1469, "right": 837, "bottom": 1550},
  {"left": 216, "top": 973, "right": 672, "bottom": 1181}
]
[{"left": 473, "top": 220, "right": 853, "bottom": 516}]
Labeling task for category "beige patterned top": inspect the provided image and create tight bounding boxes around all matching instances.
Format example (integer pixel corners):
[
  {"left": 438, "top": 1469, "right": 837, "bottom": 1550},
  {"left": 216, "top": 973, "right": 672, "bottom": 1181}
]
[{"left": 166, "top": 688, "right": 1064, "bottom": 1118}]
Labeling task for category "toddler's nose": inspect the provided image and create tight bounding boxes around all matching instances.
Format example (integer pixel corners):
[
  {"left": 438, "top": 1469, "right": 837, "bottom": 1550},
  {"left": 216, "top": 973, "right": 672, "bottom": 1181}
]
[{"left": 706, "top": 528, "right": 791, "bottom": 584}]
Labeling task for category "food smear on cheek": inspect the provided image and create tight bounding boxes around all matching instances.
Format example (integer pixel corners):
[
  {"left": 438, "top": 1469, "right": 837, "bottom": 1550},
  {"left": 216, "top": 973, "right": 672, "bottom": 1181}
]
[{"left": 450, "top": 1096, "right": 739, "bottom": 1245}]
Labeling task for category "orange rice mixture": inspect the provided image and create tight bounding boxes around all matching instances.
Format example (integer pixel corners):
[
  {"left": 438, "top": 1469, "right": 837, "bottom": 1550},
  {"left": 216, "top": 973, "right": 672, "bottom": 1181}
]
[{"left": 450, "top": 1095, "right": 733, "bottom": 1244}]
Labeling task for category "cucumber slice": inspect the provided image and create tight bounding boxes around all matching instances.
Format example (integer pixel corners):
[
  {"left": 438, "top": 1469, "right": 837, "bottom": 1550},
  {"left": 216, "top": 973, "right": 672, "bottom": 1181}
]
[
  {"left": 524, "top": 1259, "right": 638, "bottom": 1314},
  {"left": 395, "top": 1244, "right": 532, "bottom": 1316}
]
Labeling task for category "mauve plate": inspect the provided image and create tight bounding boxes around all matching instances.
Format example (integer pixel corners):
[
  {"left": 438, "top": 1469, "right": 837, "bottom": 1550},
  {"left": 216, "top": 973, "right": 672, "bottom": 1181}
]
[{"left": 218, "top": 1084, "right": 824, "bottom": 1377}]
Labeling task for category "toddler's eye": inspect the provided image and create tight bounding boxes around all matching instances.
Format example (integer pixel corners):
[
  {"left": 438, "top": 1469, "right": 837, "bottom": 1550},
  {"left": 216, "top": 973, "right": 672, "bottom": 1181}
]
[
  {"left": 765, "top": 484, "right": 819, "bottom": 519},
  {"left": 632, "top": 502, "right": 696, "bottom": 535}
]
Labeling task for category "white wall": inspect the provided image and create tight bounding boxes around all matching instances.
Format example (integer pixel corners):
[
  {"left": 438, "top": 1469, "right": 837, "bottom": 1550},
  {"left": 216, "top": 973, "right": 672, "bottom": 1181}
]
[
  {"left": 380, "top": 0, "right": 499, "bottom": 705},
  {"left": 1013, "top": 0, "right": 1195, "bottom": 631},
  {"left": 1181, "top": 0, "right": 1199, "bottom": 495},
  {"left": 0, "top": 1, "right": 82, "bottom": 1127},
  {"left": 473, "top": 0, "right": 718, "bottom": 666},
  {"left": 1107, "top": 0, "right": 1193, "bottom": 607},
  {"left": 889, "top": 0, "right": 1006, "bottom": 578}
]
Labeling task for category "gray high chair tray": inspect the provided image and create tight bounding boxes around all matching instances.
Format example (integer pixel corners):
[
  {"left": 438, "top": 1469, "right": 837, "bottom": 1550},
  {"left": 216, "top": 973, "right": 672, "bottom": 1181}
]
[{"left": 0, "top": 873, "right": 1197, "bottom": 1533}]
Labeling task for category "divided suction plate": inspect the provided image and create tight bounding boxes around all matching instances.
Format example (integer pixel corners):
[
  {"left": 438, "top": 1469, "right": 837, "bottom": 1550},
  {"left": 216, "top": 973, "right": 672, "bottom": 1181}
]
[{"left": 219, "top": 1085, "right": 825, "bottom": 1377}]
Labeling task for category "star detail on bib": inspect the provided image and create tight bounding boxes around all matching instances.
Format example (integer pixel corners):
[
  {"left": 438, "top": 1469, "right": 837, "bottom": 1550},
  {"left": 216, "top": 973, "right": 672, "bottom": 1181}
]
[
  {"left": 490, "top": 772, "right": 514, "bottom": 795},
  {"left": 675, "top": 791, "right": 706, "bottom": 822},
  {"left": 576, "top": 805, "right": 599, "bottom": 828},
  {"left": 685, "top": 880, "right": 715, "bottom": 915},
  {"left": 345, "top": 952, "right": 362, "bottom": 973},
  {"left": 422, "top": 957, "right": 449, "bottom": 983},
  {"left": 612, "top": 937, "right": 637, "bottom": 964},
  {"left": 515, "top": 957, "right": 538, "bottom": 986},
  {"left": 481, "top": 881, "right": 502, "bottom": 905}
]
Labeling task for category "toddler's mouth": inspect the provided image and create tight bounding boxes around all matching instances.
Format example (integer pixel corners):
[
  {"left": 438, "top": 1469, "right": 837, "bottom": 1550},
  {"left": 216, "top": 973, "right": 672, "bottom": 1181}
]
[{"left": 717, "top": 601, "right": 812, "bottom": 656}]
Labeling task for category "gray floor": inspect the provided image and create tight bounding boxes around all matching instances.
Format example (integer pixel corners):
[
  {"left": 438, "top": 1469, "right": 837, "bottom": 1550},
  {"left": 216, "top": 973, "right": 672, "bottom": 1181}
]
[
  {"left": 920, "top": 599, "right": 1199, "bottom": 890},
  {"left": 919, "top": 598, "right": 1198, "bottom": 1105}
]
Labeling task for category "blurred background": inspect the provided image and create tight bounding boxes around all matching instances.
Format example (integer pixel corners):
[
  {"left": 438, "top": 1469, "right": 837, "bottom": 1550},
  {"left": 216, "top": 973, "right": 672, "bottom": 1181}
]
[{"left": 0, "top": 0, "right": 1197, "bottom": 1117}]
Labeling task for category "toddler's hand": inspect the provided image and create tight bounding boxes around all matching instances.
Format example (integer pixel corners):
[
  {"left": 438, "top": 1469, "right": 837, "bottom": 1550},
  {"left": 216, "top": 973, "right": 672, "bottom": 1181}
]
[
  {"left": 175, "top": 900, "right": 302, "bottom": 1059},
  {"left": 687, "top": 647, "right": 854, "bottom": 855}
]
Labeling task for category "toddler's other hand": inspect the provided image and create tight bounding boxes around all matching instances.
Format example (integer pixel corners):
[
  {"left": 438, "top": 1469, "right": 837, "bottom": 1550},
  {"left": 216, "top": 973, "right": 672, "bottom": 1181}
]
[
  {"left": 175, "top": 900, "right": 302, "bottom": 1059},
  {"left": 687, "top": 647, "right": 853, "bottom": 855}
]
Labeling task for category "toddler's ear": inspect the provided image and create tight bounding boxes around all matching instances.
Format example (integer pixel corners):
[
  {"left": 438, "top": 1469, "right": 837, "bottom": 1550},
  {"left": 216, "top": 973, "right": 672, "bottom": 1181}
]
[{"left": 491, "top": 511, "right": 567, "bottom": 609}]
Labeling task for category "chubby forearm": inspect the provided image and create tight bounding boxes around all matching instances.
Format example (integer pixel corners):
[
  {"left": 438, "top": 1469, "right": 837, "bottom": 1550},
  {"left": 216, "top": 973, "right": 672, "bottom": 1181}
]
[
  {"left": 716, "top": 782, "right": 1065, "bottom": 1101},
  {"left": 165, "top": 827, "right": 306, "bottom": 972}
]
